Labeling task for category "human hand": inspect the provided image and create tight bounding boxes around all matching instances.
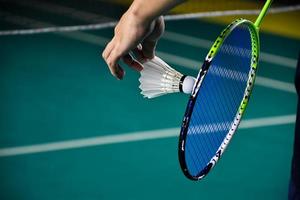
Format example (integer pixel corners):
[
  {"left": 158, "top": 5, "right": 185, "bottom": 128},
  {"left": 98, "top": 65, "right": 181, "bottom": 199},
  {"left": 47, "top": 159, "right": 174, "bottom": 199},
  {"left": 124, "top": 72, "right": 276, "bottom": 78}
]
[{"left": 102, "top": 12, "right": 165, "bottom": 80}]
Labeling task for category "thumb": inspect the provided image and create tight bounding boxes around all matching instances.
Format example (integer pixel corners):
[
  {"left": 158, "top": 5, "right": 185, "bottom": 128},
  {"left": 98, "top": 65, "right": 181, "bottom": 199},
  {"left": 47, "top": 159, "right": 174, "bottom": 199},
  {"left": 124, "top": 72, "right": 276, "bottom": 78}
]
[
  {"left": 140, "top": 40, "right": 157, "bottom": 59},
  {"left": 142, "top": 16, "right": 165, "bottom": 59}
]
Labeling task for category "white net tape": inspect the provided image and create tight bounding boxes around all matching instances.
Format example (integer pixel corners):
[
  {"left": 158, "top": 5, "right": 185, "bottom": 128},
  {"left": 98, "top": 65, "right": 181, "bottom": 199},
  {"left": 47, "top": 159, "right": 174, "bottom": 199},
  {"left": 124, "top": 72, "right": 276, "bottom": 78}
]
[{"left": 0, "top": 5, "right": 299, "bottom": 36}]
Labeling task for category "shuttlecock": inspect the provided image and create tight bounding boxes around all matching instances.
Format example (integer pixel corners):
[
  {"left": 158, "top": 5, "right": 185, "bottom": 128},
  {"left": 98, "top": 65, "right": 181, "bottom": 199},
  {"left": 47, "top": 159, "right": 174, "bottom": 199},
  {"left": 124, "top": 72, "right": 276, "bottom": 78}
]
[{"left": 139, "top": 56, "right": 196, "bottom": 98}]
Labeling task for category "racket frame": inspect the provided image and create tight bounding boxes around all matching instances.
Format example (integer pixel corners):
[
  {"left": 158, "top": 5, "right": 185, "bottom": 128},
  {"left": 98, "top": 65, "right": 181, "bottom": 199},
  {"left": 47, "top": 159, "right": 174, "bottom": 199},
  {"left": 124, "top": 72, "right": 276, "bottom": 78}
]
[{"left": 178, "top": 18, "right": 260, "bottom": 180}]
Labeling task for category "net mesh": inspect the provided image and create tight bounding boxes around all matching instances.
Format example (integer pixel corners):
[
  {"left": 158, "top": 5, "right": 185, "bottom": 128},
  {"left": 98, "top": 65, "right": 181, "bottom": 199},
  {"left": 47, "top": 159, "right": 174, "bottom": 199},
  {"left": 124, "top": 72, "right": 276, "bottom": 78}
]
[{"left": 184, "top": 24, "right": 253, "bottom": 177}]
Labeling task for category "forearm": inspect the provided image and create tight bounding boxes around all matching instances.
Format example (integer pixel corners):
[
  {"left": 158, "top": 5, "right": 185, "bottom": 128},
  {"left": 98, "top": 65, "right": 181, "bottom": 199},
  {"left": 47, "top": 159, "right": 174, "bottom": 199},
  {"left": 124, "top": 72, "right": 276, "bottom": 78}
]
[{"left": 127, "top": 0, "right": 185, "bottom": 25}]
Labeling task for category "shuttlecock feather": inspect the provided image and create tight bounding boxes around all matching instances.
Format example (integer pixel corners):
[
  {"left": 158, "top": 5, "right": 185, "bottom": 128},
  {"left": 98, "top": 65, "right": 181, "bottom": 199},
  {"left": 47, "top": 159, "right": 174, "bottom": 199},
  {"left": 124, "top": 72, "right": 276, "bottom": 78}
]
[{"left": 139, "top": 56, "right": 196, "bottom": 98}]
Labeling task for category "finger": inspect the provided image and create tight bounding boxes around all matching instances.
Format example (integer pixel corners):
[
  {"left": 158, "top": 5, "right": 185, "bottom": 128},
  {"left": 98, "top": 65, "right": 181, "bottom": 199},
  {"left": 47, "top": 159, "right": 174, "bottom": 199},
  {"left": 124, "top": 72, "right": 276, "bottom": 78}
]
[
  {"left": 108, "top": 61, "right": 125, "bottom": 80},
  {"left": 132, "top": 46, "right": 146, "bottom": 62},
  {"left": 102, "top": 40, "right": 114, "bottom": 60},
  {"left": 106, "top": 50, "right": 125, "bottom": 80},
  {"left": 140, "top": 40, "right": 156, "bottom": 59},
  {"left": 141, "top": 16, "right": 165, "bottom": 59},
  {"left": 145, "top": 16, "right": 165, "bottom": 41},
  {"left": 122, "top": 54, "right": 143, "bottom": 71}
]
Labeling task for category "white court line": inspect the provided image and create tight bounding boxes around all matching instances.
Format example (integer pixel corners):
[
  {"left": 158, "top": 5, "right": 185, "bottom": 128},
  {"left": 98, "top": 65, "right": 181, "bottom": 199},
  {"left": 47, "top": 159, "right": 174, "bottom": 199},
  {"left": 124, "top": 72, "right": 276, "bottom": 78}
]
[
  {"left": 157, "top": 51, "right": 296, "bottom": 94},
  {"left": 255, "top": 76, "right": 296, "bottom": 93},
  {"left": 240, "top": 114, "right": 296, "bottom": 129},
  {"left": 0, "top": 114, "right": 296, "bottom": 157},
  {"left": 163, "top": 31, "right": 298, "bottom": 69},
  {"left": 1, "top": 12, "right": 297, "bottom": 94}
]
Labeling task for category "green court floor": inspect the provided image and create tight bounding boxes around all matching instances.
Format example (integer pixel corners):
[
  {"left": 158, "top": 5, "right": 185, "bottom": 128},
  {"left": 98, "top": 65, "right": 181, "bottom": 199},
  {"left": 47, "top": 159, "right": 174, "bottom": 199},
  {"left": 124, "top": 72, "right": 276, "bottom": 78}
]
[{"left": 0, "top": 2, "right": 300, "bottom": 200}]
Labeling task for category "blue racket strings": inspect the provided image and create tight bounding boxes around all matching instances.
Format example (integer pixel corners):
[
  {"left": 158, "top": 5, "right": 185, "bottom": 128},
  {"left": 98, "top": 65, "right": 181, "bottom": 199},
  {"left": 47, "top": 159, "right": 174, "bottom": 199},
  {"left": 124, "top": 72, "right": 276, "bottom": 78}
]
[{"left": 185, "top": 25, "right": 252, "bottom": 177}]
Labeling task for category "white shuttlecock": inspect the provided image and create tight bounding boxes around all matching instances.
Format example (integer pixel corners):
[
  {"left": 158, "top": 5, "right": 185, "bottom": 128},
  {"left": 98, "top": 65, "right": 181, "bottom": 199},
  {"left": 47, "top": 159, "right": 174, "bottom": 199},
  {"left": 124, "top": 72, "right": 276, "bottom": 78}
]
[{"left": 139, "top": 56, "right": 196, "bottom": 98}]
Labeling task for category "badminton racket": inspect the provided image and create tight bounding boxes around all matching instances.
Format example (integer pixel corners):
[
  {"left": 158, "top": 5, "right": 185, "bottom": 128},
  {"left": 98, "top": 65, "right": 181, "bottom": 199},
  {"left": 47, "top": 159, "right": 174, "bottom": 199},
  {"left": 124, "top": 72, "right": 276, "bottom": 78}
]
[{"left": 178, "top": 0, "right": 273, "bottom": 180}]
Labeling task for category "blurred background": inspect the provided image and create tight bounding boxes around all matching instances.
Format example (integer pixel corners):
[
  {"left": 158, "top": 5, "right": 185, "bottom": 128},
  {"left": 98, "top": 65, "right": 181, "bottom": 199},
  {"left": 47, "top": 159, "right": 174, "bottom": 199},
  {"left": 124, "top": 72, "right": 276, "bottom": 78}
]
[{"left": 0, "top": 0, "right": 299, "bottom": 199}]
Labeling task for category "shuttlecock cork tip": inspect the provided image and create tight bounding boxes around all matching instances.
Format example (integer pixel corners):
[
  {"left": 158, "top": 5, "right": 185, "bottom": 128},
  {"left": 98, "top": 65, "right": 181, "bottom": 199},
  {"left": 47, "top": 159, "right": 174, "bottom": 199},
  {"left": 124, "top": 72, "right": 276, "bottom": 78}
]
[{"left": 180, "top": 76, "right": 196, "bottom": 94}]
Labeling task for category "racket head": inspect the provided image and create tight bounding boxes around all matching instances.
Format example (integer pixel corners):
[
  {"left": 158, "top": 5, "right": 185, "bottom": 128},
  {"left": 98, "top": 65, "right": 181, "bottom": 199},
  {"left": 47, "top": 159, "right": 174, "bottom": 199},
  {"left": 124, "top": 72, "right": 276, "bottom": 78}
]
[{"left": 178, "top": 19, "right": 259, "bottom": 181}]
